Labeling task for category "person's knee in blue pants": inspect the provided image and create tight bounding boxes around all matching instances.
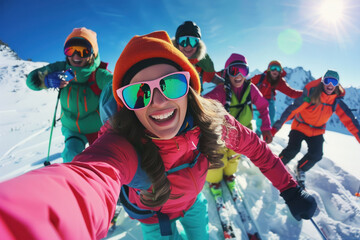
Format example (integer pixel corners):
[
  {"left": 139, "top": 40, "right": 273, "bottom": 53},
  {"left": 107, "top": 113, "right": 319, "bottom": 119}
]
[
  {"left": 140, "top": 193, "right": 208, "bottom": 240},
  {"left": 268, "top": 99, "right": 275, "bottom": 126},
  {"left": 180, "top": 192, "right": 208, "bottom": 240},
  {"left": 254, "top": 110, "right": 262, "bottom": 136},
  {"left": 62, "top": 137, "right": 86, "bottom": 163},
  {"left": 61, "top": 127, "right": 88, "bottom": 163}
]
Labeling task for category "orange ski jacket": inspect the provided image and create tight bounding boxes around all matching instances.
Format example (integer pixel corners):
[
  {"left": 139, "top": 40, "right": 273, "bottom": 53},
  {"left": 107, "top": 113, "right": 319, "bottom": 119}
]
[{"left": 273, "top": 79, "right": 360, "bottom": 142}]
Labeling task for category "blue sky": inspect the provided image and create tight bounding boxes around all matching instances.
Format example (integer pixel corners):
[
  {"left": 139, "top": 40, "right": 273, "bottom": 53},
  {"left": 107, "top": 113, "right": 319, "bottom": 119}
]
[{"left": 1, "top": 0, "right": 359, "bottom": 87}]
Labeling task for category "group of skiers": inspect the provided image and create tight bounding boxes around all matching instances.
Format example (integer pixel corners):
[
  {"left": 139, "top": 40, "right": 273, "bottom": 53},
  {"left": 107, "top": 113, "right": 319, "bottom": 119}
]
[{"left": 0, "top": 21, "right": 359, "bottom": 240}]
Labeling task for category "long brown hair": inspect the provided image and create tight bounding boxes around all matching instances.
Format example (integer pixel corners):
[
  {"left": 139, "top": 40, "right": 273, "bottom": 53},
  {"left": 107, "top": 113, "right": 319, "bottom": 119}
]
[
  {"left": 110, "top": 87, "right": 225, "bottom": 207},
  {"left": 266, "top": 71, "right": 280, "bottom": 87},
  {"left": 310, "top": 82, "right": 345, "bottom": 105}
]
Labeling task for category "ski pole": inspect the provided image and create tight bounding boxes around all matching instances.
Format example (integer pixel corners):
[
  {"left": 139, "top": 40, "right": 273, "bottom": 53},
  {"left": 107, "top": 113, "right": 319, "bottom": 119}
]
[
  {"left": 310, "top": 218, "right": 328, "bottom": 240},
  {"left": 44, "top": 89, "right": 61, "bottom": 166}
]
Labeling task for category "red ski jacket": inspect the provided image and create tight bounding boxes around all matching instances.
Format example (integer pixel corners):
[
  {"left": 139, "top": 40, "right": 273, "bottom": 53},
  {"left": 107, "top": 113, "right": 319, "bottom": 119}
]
[{"left": 251, "top": 71, "right": 302, "bottom": 100}]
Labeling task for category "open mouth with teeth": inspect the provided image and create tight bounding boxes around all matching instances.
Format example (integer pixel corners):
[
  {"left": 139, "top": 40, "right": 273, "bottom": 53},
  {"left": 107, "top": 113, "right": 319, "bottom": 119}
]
[
  {"left": 73, "top": 59, "right": 82, "bottom": 64},
  {"left": 71, "top": 59, "right": 84, "bottom": 66},
  {"left": 234, "top": 79, "right": 243, "bottom": 83},
  {"left": 150, "top": 109, "right": 176, "bottom": 123}
]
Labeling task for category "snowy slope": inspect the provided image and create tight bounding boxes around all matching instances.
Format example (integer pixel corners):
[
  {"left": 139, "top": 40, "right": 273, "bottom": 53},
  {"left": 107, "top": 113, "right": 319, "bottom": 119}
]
[
  {"left": 0, "top": 43, "right": 63, "bottom": 181},
  {"left": 0, "top": 43, "right": 360, "bottom": 240}
]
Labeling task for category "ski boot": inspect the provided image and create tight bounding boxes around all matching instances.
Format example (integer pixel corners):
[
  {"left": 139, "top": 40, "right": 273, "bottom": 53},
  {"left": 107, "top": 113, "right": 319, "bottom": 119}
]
[
  {"left": 296, "top": 167, "right": 306, "bottom": 190},
  {"left": 224, "top": 174, "right": 241, "bottom": 200},
  {"left": 109, "top": 197, "right": 125, "bottom": 232},
  {"left": 209, "top": 182, "right": 223, "bottom": 206},
  {"left": 224, "top": 174, "right": 236, "bottom": 193}
]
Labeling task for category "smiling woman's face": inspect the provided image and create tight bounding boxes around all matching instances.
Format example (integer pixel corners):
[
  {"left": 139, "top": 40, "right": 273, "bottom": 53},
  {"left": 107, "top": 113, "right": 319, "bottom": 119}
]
[
  {"left": 67, "top": 54, "right": 90, "bottom": 67},
  {"left": 229, "top": 74, "right": 246, "bottom": 88},
  {"left": 179, "top": 45, "right": 197, "bottom": 59},
  {"left": 131, "top": 64, "right": 188, "bottom": 139},
  {"left": 323, "top": 83, "right": 336, "bottom": 95}
]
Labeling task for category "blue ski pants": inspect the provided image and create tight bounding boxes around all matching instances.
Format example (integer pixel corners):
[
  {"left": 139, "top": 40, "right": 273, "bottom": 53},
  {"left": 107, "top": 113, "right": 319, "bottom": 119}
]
[
  {"left": 61, "top": 127, "right": 88, "bottom": 163},
  {"left": 140, "top": 192, "right": 209, "bottom": 240},
  {"left": 254, "top": 99, "right": 275, "bottom": 135}
]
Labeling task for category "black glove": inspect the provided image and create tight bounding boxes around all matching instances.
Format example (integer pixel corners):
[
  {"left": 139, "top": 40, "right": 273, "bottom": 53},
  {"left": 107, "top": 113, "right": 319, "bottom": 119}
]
[{"left": 281, "top": 186, "right": 317, "bottom": 221}]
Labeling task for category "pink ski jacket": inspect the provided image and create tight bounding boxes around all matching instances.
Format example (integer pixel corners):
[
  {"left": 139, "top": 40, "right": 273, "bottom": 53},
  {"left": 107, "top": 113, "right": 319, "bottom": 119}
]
[{"left": 0, "top": 114, "right": 296, "bottom": 239}]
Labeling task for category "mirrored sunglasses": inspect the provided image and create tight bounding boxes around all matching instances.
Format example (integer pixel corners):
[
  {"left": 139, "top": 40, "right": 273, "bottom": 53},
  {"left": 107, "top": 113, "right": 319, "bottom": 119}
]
[
  {"left": 116, "top": 71, "right": 190, "bottom": 110},
  {"left": 323, "top": 77, "right": 339, "bottom": 86},
  {"left": 178, "top": 36, "right": 200, "bottom": 48},
  {"left": 64, "top": 46, "right": 92, "bottom": 58},
  {"left": 227, "top": 63, "right": 249, "bottom": 78}
]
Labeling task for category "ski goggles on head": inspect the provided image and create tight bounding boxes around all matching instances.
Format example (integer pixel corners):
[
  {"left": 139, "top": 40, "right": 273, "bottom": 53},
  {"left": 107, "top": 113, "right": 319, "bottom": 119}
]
[
  {"left": 116, "top": 71, "right": 190, "bottom": 110},
  {"left": 64, "top": 46, "right": 92, "bottom": 58},
  {"left": 269, "top": 65, "right": 282, "bottom": 72},
  {"left": 227, "top": 63, "right": 249, "bottom": 78},
  {"left": 323, "top": 77, "right": 339, "bottom": 86},
  {"left": 178, "top": 36, "right": 200, "bottom": 48}
]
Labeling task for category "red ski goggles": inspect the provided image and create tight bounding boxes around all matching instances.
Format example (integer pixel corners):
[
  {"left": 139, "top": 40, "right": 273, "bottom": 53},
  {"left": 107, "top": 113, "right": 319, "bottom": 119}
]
[
  {"left": 227, "top": 63, "right": 249, "bottom": 78},
  {"left": 116, "top": 71, "right": 190, "bottom": 110},
  {"left": 323, "top": 77, "right": 339, "bottom": 86},
  {"left": 64, "top": 46, "right": 92, "bottom": 58},
  {"left": 178, "top": 36, "right": 200, "bottom": 48},
  {"left": 269, "top": 65, "right": 282, "bottom": 72}
]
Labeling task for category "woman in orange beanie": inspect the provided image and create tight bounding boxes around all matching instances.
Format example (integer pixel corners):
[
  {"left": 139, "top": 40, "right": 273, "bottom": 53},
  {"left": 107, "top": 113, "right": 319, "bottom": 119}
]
[
  {"left": 26, "top": 27, "right": 113, "bottom": 163},
  {"left": 0, "top": 31, "right": 316, "bottom": 239}
]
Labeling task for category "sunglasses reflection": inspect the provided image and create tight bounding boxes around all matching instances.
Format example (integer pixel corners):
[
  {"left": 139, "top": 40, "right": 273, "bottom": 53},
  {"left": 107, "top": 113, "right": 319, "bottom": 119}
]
[
  {"left": 118, "top": 72, "right": 190, "bottom": 110},
  {"left": 178, "top": 36, "right": 199, "bottom": 48},
  {"left": 270, "top": 65, "right": 281, "bottom": 72},
  {"left": 64, "top": 46, "right": 92, "bottom": 58},
  {"left": 134, "top": 84, "right": 151, "bottom": 109},
  {"left": 228, "top": 64, "right": 249, "bottom": 78}
]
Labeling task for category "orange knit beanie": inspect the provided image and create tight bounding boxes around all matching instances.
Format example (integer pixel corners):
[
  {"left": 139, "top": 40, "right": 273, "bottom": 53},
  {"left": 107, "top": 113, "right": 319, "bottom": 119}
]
[
  {"left": 112, "top": 31, "right": 201, "bottom": 107},
  {"left": 64, "top": 27, "right": 99, "bottom": 57}
]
